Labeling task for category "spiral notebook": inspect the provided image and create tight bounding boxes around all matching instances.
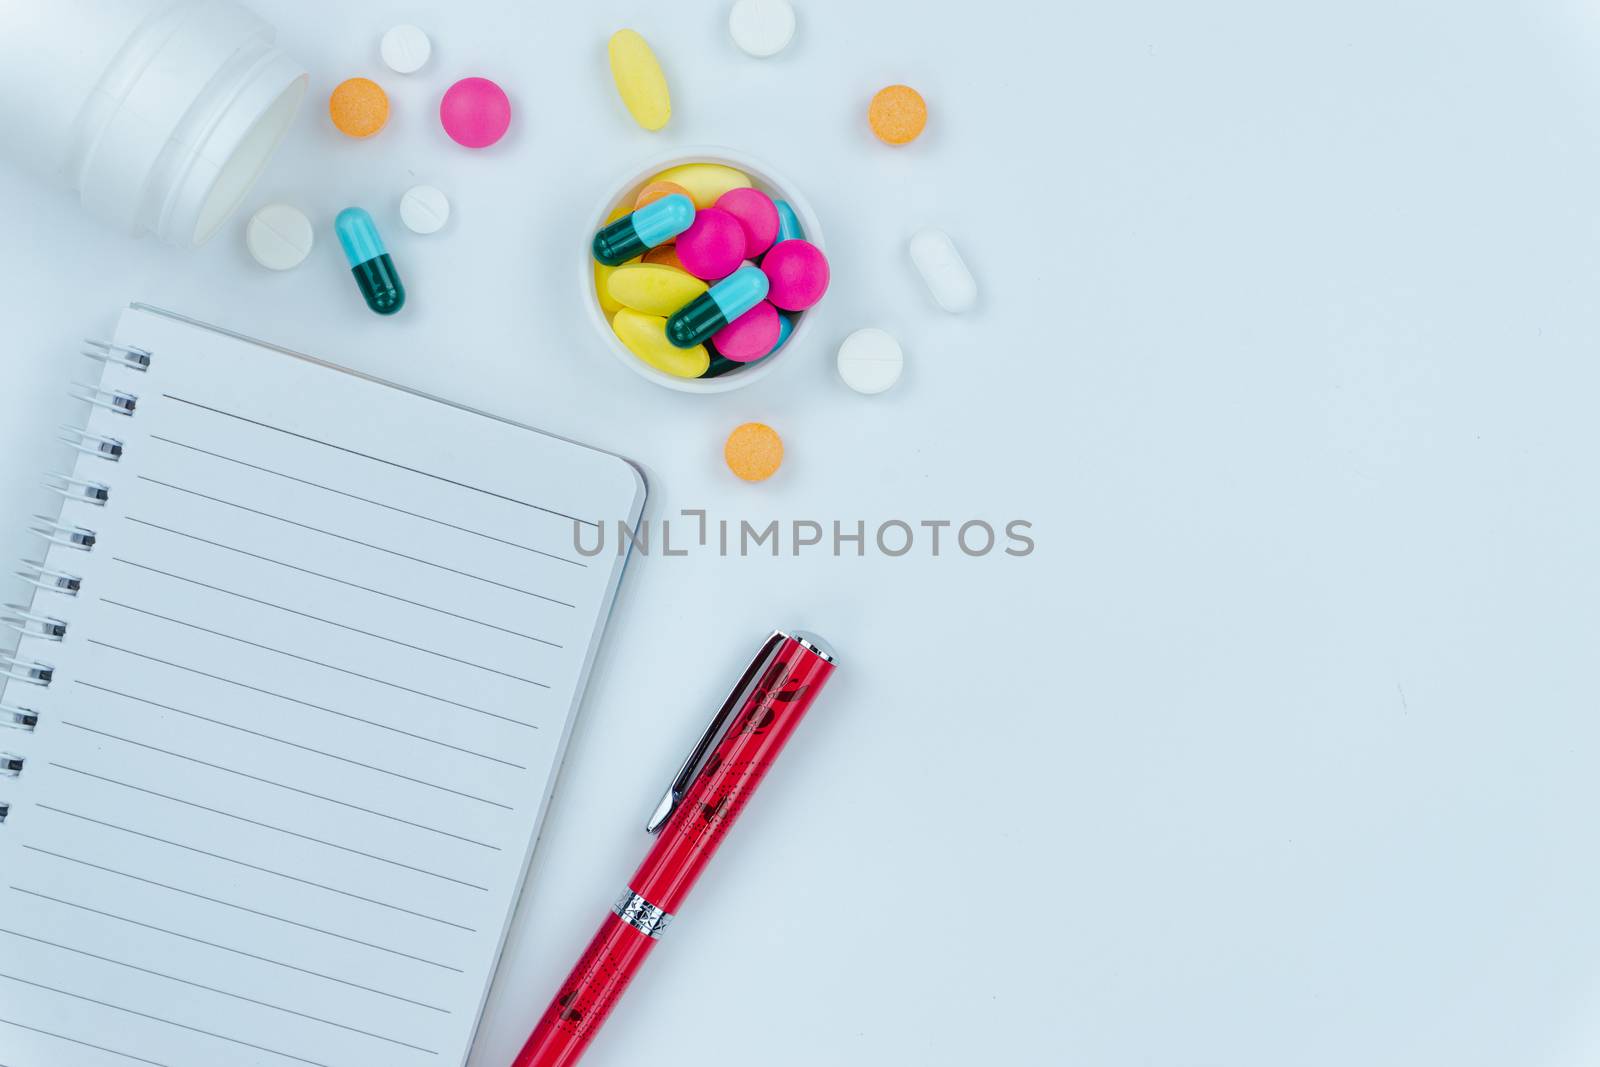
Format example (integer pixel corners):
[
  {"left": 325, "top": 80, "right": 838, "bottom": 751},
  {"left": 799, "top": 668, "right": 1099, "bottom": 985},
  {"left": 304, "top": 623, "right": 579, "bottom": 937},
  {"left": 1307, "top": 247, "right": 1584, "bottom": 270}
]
[{"left": 0, "top": 305, "right": 647, "bottom": 1067}]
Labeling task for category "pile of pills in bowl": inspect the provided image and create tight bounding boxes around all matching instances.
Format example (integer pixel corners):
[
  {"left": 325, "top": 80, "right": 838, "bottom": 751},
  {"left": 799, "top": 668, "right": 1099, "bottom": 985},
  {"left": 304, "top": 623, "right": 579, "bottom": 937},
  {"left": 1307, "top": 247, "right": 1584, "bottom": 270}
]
[{"left": 591, "top": 162, "right": 830, "bottom": 381}]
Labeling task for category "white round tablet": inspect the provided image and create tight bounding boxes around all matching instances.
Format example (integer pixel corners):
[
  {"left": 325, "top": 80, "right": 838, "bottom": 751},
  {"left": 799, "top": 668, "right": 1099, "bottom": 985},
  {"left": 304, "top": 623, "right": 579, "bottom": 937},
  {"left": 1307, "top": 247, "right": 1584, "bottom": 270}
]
[
  {"left": 837, "top": 328, "right": 904, "bottom": 394},
  {"left": 245, "top": 203, "right": 313, "bottom": 270},
  {"left": 400, "top": 185, "right": 450, "bottom": 234},
  {"left": 381, "top": 24, "right": 432, "bottom": 74},
  {"left": 729, "top": 0, "right": 796, "bottom": 58}
]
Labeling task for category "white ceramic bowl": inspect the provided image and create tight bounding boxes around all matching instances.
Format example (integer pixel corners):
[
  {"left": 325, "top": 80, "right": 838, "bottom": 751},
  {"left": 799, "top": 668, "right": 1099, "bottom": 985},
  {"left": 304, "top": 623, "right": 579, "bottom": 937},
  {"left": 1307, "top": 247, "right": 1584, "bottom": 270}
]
[{"left": 583, "top": 147, "right": 826, "bottom": 393}]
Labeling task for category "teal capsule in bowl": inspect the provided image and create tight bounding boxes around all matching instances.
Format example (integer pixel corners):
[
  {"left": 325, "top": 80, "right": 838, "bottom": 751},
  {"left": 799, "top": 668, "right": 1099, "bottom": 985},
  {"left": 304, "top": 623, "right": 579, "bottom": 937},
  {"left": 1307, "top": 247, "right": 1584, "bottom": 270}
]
[
  {"left": 773, "top": 199, "right": 803, "bottom": 245},
  {"left": 665, "top": 266, "right": 768, "bottom": 349},
  {"left": 769, "top": 311, "right": 795, "bottom": 355},
  {"left": 335, "top": 208, "right": 404, "bottom": 315},
  {"left": 592, "top": 194, "right": 696, "bottom": 266}
]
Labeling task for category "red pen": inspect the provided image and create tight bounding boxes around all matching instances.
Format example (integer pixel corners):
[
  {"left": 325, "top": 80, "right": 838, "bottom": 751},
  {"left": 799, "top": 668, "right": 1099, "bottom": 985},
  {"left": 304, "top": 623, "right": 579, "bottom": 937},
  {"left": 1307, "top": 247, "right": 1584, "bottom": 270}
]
[{"left": 512, "top": 629, "right": 838, "bottom": 1067}]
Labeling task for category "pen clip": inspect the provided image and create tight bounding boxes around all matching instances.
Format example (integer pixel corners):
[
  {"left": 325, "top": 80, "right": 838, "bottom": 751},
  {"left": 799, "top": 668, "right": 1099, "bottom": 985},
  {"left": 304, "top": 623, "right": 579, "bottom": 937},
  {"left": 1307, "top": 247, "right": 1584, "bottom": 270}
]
[{"left": 646, "top": 631, "right": 788, "bottom": 834}]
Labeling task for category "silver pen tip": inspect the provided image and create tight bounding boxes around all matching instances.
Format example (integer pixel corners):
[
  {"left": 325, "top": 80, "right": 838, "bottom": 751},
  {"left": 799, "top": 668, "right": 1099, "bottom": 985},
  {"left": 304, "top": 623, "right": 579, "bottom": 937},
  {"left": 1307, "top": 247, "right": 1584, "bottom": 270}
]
[{"left": 787, "top": 630, "right": 836, "bottom": 664}]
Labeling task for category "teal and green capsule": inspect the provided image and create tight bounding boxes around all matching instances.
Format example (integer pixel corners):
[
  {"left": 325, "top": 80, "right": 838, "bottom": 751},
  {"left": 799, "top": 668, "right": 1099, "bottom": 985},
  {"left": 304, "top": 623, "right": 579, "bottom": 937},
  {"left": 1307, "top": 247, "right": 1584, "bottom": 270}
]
[
  {"left": 592, "top": 194, "right": 695, "bottom": 266},
  {"left": 335, "top": 208, "right": 404, "bottom": 315},
  {"left": 666, "top": 266, "right": 768, "bottom": 349}
]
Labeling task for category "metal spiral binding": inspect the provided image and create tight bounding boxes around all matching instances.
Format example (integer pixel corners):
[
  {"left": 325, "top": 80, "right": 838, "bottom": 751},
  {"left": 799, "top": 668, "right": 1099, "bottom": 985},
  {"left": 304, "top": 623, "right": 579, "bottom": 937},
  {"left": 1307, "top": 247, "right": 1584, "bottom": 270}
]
[
  {"left": 43, "top": 473, "right": 111, "bottom": 507},
  {"left": 28, "top": 516, "right": 97, "bottom": 551},
  {"left": 0, "top": 703, "right": 38, "bottom": 732},
  {"left": 59, "top": 425, "right": 124, "bottom": 461},
  {"left": 0, "top": 342, "right": 153, "bottom": 826},
  {"left": 82, "top": 339, "right": 151, "bottom": 372},
  {"left": 68, "top": 383, "right": 138, "bottom": 416},
  {"left": 0, "top": 654, "right": 53, "bottom": 686},
  {"left": 17, "top": 561, "right": 81, "bottom": 596},
  {"left": 2, "top": 606, "right": 67, "bottom": 641}
]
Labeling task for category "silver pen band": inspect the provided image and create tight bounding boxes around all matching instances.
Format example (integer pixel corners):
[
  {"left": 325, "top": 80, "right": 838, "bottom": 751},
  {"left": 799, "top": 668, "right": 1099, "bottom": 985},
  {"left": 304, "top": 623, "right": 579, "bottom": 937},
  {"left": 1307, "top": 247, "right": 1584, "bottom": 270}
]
[{"left": 612, "top": 887, "right": 674, "bottom": 939}]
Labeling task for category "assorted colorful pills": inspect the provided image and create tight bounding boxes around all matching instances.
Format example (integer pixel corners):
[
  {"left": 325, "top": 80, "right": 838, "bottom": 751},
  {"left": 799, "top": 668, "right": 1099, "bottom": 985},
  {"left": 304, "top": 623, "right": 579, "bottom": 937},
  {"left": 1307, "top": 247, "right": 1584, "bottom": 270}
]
[
  {"left": 292, "top": 23, "right": 970, "bottom": 481},
  {"left": 331, "top": 53, "right": 510, "bottom": 148},
  {"left": 591, "top": 161, "right": 830, "bottom": 383}
]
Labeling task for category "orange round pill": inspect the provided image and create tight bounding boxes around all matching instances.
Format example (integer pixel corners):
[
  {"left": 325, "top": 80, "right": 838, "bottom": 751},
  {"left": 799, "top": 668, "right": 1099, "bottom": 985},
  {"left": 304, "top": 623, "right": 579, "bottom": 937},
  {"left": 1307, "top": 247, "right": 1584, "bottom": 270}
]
[
  {"left": 642, "top": 244, "right": 687, "bottom": 270},
  {"left": 724, "top": 422, "right": 783, "bottom": 482},
  {"left": 868, "top": 84, "right": 927, "bottom": 145},
  {"left": 329, "top": 77, "right": 390, "bottom": 138},
  {"left": 635, "top": 180, "right": 692, "bottom": 211}
]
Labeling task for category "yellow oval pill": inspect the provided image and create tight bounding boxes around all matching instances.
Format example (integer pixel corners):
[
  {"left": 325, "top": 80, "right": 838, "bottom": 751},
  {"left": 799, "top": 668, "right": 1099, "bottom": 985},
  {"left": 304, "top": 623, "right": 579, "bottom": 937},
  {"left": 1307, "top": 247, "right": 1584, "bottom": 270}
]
[
  {"left": 608, "top": 263, "right": 708, "bottom": 316},
  {"left": 724, "top": 422, "right": 783, "bottom": 481},
  {"left": 648, "top": 163, "right": 752, "bottom": 210},
  {"left": 608, "top": 29, "right": 671, "bottom": 131},
  {"left": 612, "top": 309, "right": 709, "bottom": 378},
  {"left": 330, "top": 77, "right": 390, "bottom": 138},
  {"left": 594, "top": 204, "right": 637, "bottom": 316}
]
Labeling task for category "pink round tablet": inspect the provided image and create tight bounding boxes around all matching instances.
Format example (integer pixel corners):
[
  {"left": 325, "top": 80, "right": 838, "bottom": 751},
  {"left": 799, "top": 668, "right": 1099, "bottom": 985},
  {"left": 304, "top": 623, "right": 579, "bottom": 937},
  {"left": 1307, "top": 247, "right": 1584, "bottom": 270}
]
[
  {"left": 714, "top": 188, "right": 780, "bottom": 259},
  {"left": 675, "top": 208, "right": 747, "bottom": 281},
  {"left": 713, "top": 301, "right": 782, "bottom": 362},
  {"left": 761, "top": 240, "right": 830, "bottom": 311},
  {"left": 440, "top": 77, "right": 511, "bottom": 148}
]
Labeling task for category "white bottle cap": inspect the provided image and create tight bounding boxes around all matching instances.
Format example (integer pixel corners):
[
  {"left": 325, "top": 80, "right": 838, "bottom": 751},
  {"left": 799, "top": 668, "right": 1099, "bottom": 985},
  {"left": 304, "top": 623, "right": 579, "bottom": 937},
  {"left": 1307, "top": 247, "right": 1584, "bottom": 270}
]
[{"left": 0, "top": 0, "right": 307, "bottom": 247}]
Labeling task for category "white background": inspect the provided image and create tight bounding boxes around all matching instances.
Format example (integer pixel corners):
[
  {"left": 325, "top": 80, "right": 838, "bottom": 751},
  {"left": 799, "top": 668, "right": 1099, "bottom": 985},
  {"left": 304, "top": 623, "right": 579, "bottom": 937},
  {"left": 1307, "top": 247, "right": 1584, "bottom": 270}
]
[{"left": 1, "top": 2, "right": 1598, "bottom": 1065}]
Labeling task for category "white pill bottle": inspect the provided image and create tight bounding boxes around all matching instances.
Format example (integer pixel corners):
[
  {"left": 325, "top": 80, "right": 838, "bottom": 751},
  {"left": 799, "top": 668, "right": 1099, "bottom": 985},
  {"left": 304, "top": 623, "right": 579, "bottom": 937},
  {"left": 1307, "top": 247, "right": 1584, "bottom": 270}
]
[{"left": 0, "top": 0, "right": 307, "bottom": 246}]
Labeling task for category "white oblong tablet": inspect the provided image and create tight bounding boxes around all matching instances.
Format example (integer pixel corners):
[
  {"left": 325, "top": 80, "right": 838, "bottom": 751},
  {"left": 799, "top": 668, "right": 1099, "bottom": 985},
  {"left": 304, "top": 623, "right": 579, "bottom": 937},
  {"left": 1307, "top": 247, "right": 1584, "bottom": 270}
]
[
  {"left": 837, "top": 328, "right": 904, "bottom": 394},
  {"left": 381, "top": 24, "right": 432, "bottom": 74},
  {"left": 909, "top": 227, "right": 978, "bottom": 313},
  {"left": 729, "top": 0, "right": 796, "bottom": 58},
  {"left": 245, "top": 203, "right": 313, "bottom": 270},
  {"left": 400, "top": 185, "right": 450, "bottom": 234}
]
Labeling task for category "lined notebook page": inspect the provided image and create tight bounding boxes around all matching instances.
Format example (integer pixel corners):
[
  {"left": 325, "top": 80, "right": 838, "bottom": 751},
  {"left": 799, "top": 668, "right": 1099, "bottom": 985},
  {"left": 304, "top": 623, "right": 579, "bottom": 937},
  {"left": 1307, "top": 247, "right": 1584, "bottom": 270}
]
[{"left": 0, "top": 306, "right": 645, "bottom": 1067}]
